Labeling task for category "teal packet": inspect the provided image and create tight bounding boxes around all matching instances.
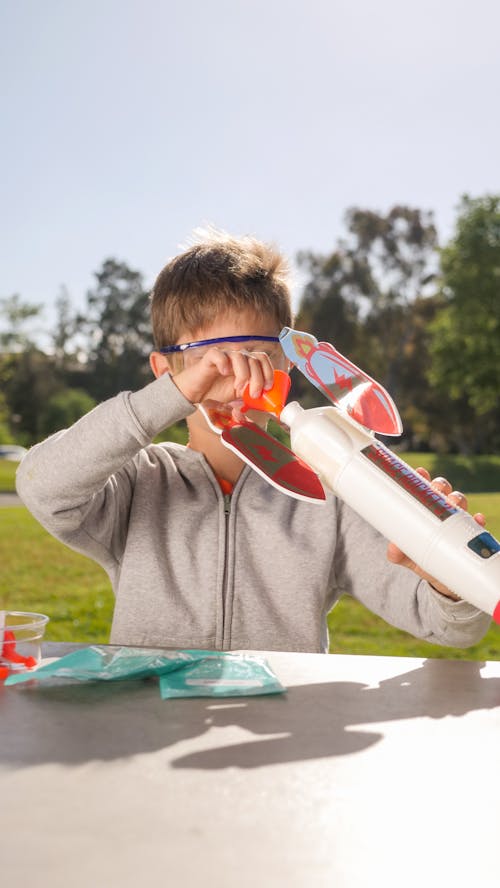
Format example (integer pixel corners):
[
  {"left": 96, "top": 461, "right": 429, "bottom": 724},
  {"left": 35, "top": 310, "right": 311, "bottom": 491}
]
[
  {"left": 159, "top": 652, "right": 285, "bottom": 699},
  {"left": 4, "top": 645, "right": 197, "bottom": 685},
  {"left": 4, "top": 645, "right": 286, "bottom": 699}
]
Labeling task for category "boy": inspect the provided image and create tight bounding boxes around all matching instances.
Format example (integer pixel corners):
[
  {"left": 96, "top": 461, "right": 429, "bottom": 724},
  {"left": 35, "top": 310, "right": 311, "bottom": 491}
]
[{"left": 17, "top": 230, "right": 490, "bottom": 652}]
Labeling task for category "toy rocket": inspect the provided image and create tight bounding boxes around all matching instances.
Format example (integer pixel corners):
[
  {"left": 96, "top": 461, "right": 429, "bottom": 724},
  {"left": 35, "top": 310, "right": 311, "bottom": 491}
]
[{"left": 200, "top": 327, "right": 500, "bottom": 623}]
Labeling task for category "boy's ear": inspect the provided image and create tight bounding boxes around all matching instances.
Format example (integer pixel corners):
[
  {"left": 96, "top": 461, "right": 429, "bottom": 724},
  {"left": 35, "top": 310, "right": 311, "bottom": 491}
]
[{"left": 150, "top": 352, "right": 173, "bottom": 379}]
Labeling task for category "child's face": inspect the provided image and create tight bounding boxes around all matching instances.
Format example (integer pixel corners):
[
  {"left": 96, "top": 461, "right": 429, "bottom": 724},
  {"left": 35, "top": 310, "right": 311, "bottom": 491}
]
[
  {"left": 172, "top": 310, "right": 285, "bottom": 372},
  {"left": 153, "top": 309, "right": 289, "bottom": 407}
]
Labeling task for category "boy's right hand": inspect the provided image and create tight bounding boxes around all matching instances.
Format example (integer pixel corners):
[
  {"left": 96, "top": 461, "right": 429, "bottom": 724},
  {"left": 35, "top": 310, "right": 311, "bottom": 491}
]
[{"left": 171, "top": 347, "right": 276, "bottom": 406}]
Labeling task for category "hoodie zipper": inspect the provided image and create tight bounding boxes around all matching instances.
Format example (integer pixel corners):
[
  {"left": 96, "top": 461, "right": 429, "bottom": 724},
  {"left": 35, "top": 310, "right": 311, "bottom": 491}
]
[{"left": 221, "top": 492, "right": 232, "bottom": 648}]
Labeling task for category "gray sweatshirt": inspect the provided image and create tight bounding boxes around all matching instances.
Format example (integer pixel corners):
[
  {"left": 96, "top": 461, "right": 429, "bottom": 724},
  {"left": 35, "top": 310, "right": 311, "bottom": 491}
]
[{"left": 16, "top": 373, "right": 490, "bottom": 653}]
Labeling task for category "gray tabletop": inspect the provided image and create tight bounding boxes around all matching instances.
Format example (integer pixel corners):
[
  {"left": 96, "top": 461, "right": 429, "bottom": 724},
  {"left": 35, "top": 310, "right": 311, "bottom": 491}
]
[{"left": 1, "top": 643, "right": 500, "bottom": 887}]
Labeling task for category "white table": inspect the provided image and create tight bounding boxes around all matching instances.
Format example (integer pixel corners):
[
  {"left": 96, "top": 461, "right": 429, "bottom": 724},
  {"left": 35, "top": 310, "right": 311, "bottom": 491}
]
[{"left": 2, "top": 644, "right": 500, "bottom": 887}]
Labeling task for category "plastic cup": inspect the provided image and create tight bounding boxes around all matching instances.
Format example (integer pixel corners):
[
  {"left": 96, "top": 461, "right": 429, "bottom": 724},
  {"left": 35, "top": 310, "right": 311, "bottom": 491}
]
[
  {"left": 0, "top": 610, "right": 50, "bottom": 674},
  {"left": 242, "top": 369, "right": 291, "bottom": 418}
]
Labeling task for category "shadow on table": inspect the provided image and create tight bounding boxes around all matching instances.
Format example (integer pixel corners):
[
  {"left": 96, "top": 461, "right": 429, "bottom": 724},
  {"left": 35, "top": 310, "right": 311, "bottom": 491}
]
[{"left": 2, "top": 658, "right": 500, "bottom": 770}]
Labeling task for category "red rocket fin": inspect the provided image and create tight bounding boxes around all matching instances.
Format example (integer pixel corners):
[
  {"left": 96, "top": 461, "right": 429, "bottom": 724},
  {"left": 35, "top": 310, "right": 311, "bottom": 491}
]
[
  {"left": 199, "top": 374, "right": 325, "bottom": 502},
  {"left": 222, "top": 422, "right": 326, "bottom": 503},
  {"left": 279, "top": 327, "right": 403, "bottom": 436}
]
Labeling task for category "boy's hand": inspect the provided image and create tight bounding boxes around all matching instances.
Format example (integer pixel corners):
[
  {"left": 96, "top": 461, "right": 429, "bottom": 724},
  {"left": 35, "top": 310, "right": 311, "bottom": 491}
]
[
  {"left": 387, "top": 467, "right": 486, "bottom": 601},
  {"left": 171, "top": 347, "right": 275, "bottom": 406}
]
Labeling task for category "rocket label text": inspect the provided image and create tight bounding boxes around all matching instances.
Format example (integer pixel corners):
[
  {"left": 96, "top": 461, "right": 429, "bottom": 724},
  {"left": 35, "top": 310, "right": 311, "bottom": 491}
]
[{"left": 362, "top": 443, "right": 458, "bottom": 521}]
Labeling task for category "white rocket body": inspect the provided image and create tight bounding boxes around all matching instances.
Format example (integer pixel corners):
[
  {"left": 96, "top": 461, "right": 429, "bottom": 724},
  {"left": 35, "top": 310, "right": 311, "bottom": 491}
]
[{"left": 280, "top": 400, "right": 500, "bottom": 623}]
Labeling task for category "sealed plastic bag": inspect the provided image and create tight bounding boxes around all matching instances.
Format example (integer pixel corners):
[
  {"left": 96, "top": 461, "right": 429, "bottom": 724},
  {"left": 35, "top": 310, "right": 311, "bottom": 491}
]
[
  {"left": 4, "top": 645, "right": 285, "bottom": 699},
  {"left": 159, "top": 652, "right": 285, "bottom": 698},
  {"left": 4, "top": 645, "right": 196, "bottom": 684}
]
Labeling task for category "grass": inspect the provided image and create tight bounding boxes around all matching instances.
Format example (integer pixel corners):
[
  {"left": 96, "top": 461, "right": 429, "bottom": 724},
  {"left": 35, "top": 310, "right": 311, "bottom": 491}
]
[
  {"left": 0, "top": 507, "right": 114, "bottom": 643},
  {"left": 399, "top": 452, "right": 500, "bottom": 494},
  {"left": 0, "top": 460, "right": 17, "bottom": 492},
  {"left": 2, "top": 453, "right": 500, "bottom": 659}
]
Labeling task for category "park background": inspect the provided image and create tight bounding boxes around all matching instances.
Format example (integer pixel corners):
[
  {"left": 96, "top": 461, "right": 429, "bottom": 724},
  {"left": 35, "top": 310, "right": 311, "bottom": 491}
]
[{"left": 1, "top": 0, "right": 499, "bottom": 659}]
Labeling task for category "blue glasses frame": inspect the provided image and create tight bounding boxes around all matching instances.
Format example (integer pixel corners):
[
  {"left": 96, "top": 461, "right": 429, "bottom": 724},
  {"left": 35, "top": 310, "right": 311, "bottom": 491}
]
[{"left": 159, "top": 335, "right": 280, "bottom": 355}]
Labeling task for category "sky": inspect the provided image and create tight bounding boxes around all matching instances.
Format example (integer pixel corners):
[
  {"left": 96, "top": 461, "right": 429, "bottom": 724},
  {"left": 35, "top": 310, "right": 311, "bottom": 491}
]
[{"left": 1, "top": 0, "right": 499, "bottom": 342}]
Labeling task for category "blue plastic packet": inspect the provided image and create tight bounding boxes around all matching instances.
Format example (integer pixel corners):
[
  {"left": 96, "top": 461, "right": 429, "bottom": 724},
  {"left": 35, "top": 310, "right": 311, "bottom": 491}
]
[
  {"left": 4, "top": 646, "right": 209, "bottom": 685},
  {"left": 4, "top": 646, "right": 286, "bottom": 699},
  {"left": 159, "top": 652, "right": 285, "bottom": 698}
]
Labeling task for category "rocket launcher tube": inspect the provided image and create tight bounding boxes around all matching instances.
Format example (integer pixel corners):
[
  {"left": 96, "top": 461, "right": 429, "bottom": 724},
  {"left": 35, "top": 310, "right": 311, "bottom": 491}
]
[{"left": 280, "top": 401, "right": 500, "bottom": 622}]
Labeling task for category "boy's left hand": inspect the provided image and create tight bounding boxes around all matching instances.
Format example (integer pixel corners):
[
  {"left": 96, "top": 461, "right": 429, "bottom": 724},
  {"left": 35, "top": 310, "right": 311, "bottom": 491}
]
[{"left": 386, "top": 467, "right": 486, "bottom": 601}]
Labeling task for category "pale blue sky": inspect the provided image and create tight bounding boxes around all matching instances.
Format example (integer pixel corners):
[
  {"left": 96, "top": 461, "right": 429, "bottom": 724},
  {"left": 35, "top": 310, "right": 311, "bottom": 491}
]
[{"left": 1, "top": 0, "right": 499, "bottom": 338}]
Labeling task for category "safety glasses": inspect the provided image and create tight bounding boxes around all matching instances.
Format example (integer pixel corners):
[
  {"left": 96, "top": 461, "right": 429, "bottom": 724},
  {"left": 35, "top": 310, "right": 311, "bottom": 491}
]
[{"left": 158, "top": 335, "right": 285, "bottom": 373}]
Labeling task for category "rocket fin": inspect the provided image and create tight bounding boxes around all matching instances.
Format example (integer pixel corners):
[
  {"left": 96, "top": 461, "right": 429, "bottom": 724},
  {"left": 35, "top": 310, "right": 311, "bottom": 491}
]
[
  {"left": 279, "top": 327, "right": 403, "bottom": 436},
  {"left": 222, "top": 422, "right": 326, "bottom": 503},
  {"left": 198, "top": 398, "right": 326, "bottom": 502}
]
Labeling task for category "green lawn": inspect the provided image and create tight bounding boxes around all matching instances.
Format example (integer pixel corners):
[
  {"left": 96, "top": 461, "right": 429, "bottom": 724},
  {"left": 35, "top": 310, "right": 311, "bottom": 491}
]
[
  {"left": 0, "top": 507, "right": 114, "bottom": 643},
  {"left": 2, "top": 453, "right": 500, "bottom": 659},
  {"left": 396, "top": 452, "right": 500, "bottom": 494},
  {"left": 0, "top": 459, "right": 17, "bottom": 492}
]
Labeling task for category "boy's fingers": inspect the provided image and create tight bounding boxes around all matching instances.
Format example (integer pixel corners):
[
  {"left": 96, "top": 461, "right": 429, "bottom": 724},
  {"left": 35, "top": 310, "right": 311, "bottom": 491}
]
[
  {"left": 386, "top": 540, "right": 406, "bottom": 565},
  {"left": 178, "top": 346, "right": 276, "bottom": 404},
  {"left": 448, "top": 490, "right": 468, "bottom": 510},
  {"left": 173, "top": 347, "right": 233, "bottom": 402},
  {"left": 417, "top": 469, "right": 486, "bottom": 525},
  {"left": 204, "top": 347, "right": 232, "bottom": 375},
  {"left": 227, "top": 350, "right": 255, "bottom": 397},
  {"left": 228, "top": 350, "right": 271, "bottom": 399},
  {"left": 388, "top": 466, "right": 488, "bottom": 600},
  {"left": 430, "top": 475, "right": 452, "bottom": 496},
  {"left": 246, "top": 353, "right": 271, "bottom": 399},
  {"left": 249, "top": 350, "right": 275, "bottom": 390},
  {"left": 248, "top": 354, "right": 276, "bottom": 400},
  {"left": 415, "top": 466, "right": 431, "bottom": 481}
]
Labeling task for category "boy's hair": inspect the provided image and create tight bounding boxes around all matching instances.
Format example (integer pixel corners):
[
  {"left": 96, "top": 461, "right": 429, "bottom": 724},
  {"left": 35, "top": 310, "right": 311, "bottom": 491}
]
[{"left": 150, "top": 228, "right": 293, "bottom": 347}]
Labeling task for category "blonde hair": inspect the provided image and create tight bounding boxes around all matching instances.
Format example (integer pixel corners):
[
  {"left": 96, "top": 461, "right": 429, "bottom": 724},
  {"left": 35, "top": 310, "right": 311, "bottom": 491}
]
[{"left": 150, "top": 227, "right": 293, "bottom": 347}]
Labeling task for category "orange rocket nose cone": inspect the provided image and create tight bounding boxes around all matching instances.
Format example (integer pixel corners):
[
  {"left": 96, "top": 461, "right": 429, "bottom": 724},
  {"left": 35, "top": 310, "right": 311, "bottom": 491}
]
[{"left": 242, "top": 369, "right": 291, "bottom": 418}]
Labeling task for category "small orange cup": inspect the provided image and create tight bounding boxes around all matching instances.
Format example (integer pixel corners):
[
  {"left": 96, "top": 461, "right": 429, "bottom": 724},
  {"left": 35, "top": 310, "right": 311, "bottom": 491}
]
[{"left": 242, "top": 369, "right": 291, "bottom": 419}]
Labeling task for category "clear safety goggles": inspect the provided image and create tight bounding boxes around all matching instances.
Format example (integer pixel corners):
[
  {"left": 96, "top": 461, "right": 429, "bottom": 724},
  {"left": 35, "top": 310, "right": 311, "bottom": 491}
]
[{"left": 158, "top": 335, "right": 285, "bottom": 374}]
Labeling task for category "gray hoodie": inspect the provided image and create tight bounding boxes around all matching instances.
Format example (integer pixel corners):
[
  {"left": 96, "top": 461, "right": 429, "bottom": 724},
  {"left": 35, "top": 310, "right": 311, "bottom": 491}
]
[{"left": 16, "top": 373, "right": 490, "bottom": 652}]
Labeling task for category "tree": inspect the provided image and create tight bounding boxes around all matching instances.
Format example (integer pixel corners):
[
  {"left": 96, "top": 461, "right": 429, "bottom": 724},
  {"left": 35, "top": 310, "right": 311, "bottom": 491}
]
[
  {"left": 342, "top": 205, "right": 438, "bottom": 306},
  {"left": 39, "top": 388, "right": 96, "bottom": 437},
  {"left": 0, "top": 296, "right": 55, "bottom": 444},
  {"left": 0, "top": 350, "right": 61, "bottom": 444},
  {"left": 0, "top": 294, "right": 43, "bottom": 351},
  {"left": 338, "top": 206, "right": 438, "bottom": 396},
  {"left": 293, "top": 249, "right": 362, "bottom": 407},
  {"left": 0, "top": 390, "right": 14, "bottom": 443},
  {"left": 51, "top": 286, "right": 80, "bottom": 368},
  {"left": 80, "top": 258, "right": 152, "bottom": 400},
  {"left": 427, "top": 195, "right": 500, "bottom": 452},
  {"left": 293, "top": 206, "right": 440, "bottom": 440}
]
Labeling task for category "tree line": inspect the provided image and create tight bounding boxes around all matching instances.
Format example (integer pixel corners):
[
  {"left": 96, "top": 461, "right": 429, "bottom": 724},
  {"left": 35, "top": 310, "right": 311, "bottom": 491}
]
[{"left": 1, "top": 194, "right": 499, "bottom": 454}]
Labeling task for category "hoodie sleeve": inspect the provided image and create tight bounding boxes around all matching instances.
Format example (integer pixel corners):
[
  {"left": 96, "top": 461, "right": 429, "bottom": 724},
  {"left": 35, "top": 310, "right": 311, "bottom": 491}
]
[{"left": 16, "top": 373, "right": 195, "bottom": 567}]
